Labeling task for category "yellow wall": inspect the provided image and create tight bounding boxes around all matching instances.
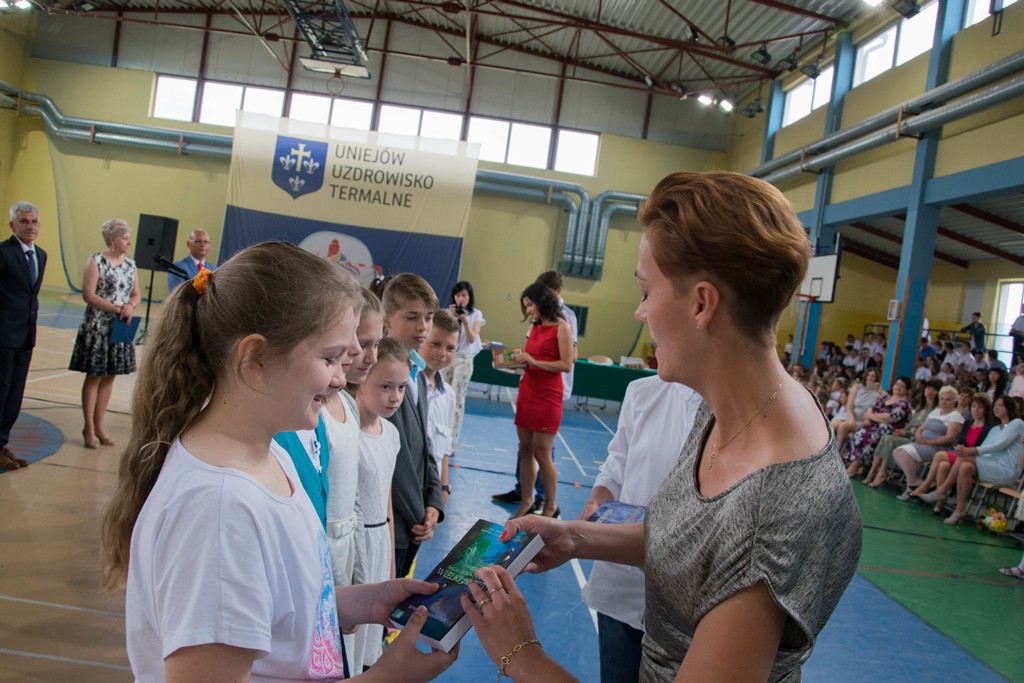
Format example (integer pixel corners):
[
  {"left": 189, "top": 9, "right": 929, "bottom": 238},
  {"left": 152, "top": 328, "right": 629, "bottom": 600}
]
[
  {"left": 5, "top": 4, "right": 1023, "bottom": 363},
  {"left": 770, "top": 2, "right": 1024, "bottom": 353},
  {"left": 1, "top": 15, "right": 34, "bottom": 212},
  {"left": 467, "top": 136, "right": 725, "bottom": 356},
  {"left": 2, "top": 39, "right": 726, "bottom": 357}
]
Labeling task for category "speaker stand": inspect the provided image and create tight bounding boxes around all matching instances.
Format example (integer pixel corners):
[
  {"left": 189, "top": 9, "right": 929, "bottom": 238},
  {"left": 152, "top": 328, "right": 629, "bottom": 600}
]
[{"left": 137, "top": 268, "right": 156, "bottom": 346}]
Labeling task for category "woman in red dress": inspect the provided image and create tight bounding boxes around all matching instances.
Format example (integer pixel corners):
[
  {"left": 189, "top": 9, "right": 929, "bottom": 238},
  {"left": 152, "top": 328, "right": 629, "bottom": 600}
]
[{"left": 512, "top": 281, "right": 574, "bottom": 519}]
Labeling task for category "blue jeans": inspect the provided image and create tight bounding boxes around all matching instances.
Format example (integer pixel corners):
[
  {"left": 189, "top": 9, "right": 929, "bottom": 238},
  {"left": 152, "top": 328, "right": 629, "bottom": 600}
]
[
  {"left": 597, "top": 612, "right": 643, "bottom": 683},
  {"left": 513, "top": 453, "right": 545, "bottom": 498}
]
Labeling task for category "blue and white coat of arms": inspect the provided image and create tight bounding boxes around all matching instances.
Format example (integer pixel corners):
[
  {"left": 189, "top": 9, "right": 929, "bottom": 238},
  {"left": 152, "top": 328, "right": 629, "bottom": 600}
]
[{"left": 273, "top": 136, "right": 328, "bottom": 199}]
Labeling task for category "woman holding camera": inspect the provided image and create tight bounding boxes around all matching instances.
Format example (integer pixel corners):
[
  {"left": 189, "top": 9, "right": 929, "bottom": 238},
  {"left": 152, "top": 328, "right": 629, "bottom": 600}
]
[{"left": 444, "top": 281, "right": 485, "bottom": 452}]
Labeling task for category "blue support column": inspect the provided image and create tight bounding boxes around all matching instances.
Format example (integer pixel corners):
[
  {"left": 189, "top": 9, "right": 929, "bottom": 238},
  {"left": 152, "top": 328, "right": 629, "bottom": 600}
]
[
  {"left": 761, "top": 80, "right": 785, "bottom": 165},
  {"left": 884, "top": 0, "right": 965, "bottom": 386},
  {"left": 797, "top": 32, "right": 854, "bottom": 369}
]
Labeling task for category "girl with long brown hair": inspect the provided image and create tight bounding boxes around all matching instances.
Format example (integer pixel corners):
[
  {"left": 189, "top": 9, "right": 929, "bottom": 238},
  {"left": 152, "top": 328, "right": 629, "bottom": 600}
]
[{"left": 101, "top": 242, "right": 456, "bottom": 682}]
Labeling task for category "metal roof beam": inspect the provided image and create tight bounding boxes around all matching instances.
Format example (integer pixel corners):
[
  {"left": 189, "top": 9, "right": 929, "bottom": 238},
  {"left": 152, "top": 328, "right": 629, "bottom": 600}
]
[
  {"left": 895, "top": 214, "right": 1024, "bottom": 265},
  {"left": 952, "top": 203, "right": 1024, "bottom": 237},
  {"left": 850, "top": 222, "right": 967, "bottom": 268},
  {"left": 748, "top": 0, "right": 845, "bottom": 26},
  {"left": 841, "top": 237, "right": 900, "bottom": 269}
]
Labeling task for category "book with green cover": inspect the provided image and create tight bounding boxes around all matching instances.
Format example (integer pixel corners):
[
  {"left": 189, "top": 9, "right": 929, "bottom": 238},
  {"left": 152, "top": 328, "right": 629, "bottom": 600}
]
[
  {"left": 491, "top": 346, "right": 526, "bottom": 370},
  {"left": 389, "top": 519, "right": 544, "bottom": 652}
]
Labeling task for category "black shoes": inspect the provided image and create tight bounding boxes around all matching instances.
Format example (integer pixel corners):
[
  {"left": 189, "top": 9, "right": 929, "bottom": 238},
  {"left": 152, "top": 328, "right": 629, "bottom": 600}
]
[
  {"left": 492, "top": 489, "right": 522, "bottom": 503},
  {"left": 493, "top": 490, "right": 558, "bottom": 518}
]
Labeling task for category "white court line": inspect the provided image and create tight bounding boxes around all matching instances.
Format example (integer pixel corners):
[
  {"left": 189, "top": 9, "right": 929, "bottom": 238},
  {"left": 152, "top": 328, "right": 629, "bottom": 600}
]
[
  {"left": 570, "top": 559, "right": 599, "bottom": 631},
  {"left": 0, "top": 648, "right": 131, "bottom": 671},
  {"left": 27, "top": 370, "right": 77, "bottom": 384},
  {"left": 32, "top": 347, "right": 73, "bottom": 356},
  {"left": 0, "top": 594, "right": 123, "bottom": 618},
  {"left": 556, "top": 429, "right": 587, "bottom": 478},
  {"left": 588, "top": 410, "right": 616, "bottom": 436}
]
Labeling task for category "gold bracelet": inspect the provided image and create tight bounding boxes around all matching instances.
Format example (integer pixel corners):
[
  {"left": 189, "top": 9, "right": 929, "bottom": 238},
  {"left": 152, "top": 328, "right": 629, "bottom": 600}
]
[{"left": 497, "top": 638, "right": 541, "bottom": 681}]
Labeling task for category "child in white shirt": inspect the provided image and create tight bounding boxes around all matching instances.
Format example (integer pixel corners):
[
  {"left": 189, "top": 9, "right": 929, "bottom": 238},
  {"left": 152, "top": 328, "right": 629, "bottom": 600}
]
[
  {"left": 351, "top": 337, "right": 408, "bottom": 672},
  {"left": 102, "top": 244, "right": 455, "bottom": 682},
  {"left": 420, "top": 310, "right": 460, "bottom": 504}
]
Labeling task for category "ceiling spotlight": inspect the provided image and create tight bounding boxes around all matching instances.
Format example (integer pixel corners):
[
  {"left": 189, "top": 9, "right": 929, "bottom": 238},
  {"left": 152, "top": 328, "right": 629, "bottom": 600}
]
[
  {"left": 687, "top": 25, "right": 699, "bottom": 43},
  {"left": 750, "top": 98, "right": 765, "bottom": 114},
  {"left": 697, "top": 93, "right": 714, "bottom": 106},
  {"left": 862, "top": 0, "right": 885, "bottom": 5},
  {"left": 14, "top": 0, "right": 30, "bottom": 7},
  {"left": 0, "top": 0, "right": 10, "bottom": 8},
  {"left": 643, "top": 74, "right": 655, "bottom": 88},
  {"left": 800, "top": 62, "right": 822, "bottom": 79},
  {"left": 740, "top": 106, "right": 759, "bottom": 118},
  {"left": 890, "top": 0, "right": 920, "bottom": 18},
  {"left": 719, "top": 36, "right": 736, "bottom": 49},
  {"left": 718, "top": 98, "right": 734, "bottom": 113},
  {"left": 779, "top": 52, "right": 799, "bottom": 71},
  {"left": 751, "top": 45, "right": 772, "bottom": 65}
]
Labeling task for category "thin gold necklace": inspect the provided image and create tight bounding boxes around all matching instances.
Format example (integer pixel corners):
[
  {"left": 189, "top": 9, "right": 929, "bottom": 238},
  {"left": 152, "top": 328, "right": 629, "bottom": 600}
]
[{"left": 708, "top": 379, "right": 784, "bottom": 471}]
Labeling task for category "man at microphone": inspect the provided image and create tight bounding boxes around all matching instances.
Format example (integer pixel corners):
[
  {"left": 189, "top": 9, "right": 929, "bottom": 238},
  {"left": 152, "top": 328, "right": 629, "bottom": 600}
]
[{"left": 167, "top": 230, "right": 215, "bottom": 292}]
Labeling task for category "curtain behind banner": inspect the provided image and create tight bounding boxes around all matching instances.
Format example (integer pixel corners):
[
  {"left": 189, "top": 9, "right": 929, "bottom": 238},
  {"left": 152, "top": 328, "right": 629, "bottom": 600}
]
[{"left": 223, "top": 112, "right": 479, "bottom": 297}]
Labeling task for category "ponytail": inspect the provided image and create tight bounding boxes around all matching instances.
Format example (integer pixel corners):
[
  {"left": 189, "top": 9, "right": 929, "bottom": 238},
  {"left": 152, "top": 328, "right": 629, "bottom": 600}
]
[
  {"left": 101, "top": 242, "right": 362, "bottom": 590},
  {"left": 100, "top": 281, "right": 214, "bottom": 590}
]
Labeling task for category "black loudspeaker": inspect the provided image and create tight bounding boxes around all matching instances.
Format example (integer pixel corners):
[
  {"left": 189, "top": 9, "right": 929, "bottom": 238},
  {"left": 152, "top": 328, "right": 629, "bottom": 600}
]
[{"left": 135, "top": 214, "right": 179, "bottom": 272}]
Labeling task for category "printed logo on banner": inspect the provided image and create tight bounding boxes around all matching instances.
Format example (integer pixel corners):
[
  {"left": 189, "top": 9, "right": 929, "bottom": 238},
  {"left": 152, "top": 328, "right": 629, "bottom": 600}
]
[{"left": 273, "top": 137, "right": 328, "bottom": 199}]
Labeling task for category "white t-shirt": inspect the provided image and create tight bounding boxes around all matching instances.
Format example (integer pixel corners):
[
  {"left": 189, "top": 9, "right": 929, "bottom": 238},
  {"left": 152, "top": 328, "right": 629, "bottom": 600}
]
[
  {"left": 425, "top": 372, "right": 456, "bottom": 470},
  {"left": 560, "top": 301, "right": 578, "bottom": 400},
  {"left": 126, "top": 440, "right": 345, "bottom": 682},
  {"left": 580, "top": 376, "right": 703, "bottom": 630},
  {"left": 455, "top": 308, "right": 486, "bottom": 357}
]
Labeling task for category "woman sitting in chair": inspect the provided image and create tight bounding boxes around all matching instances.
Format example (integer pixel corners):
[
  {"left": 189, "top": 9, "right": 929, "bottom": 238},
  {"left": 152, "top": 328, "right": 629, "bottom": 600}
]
[
  {"left": 919, "top": 395, "right": 1024, "bottom": 525},
  {"left": 845, "top": 376, "right": 911, "bottom": 478},
  {"left": 909, "top": 393, "right": 994, "bottom": 510},
  {"left": 892, "top": 385, "right": 964, "bottom": 497}
]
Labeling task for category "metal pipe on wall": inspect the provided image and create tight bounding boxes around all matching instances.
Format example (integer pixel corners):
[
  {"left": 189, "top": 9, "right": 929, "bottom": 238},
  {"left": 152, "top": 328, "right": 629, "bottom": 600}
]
[
  {"left": 749, "top": 49, "right": 1024, "bottom": 178},
  {"left": 759, "top": 73, "right": 1024, "bottom": 186}
]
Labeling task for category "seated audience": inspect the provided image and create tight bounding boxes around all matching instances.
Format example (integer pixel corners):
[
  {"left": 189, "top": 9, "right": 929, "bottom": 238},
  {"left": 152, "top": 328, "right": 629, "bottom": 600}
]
[
  {"left": 936, "top": 362, "right": 956, "bottom": 384},
  {"left": 986, "top": 366, "right": 1009, "bottom": 401},
  {"left": 892, "top": 386, "right": 964, "bottom": 495},
  {"left": 833, "top": 368, "right": 881, "bottom": 454},
  {"left": 864, "top": 379, "right": 942, "bottom": 488},
  {"left": 909, "top": 393, "right": 994, "bottom": 510},
  {"left": 920, "top": 395, "right": 1024, "bottom": 525},
  {"left": 846, "top": 376, "right": 911, "bottom": 478},
  {"left": 1010, "top": 363, "right": 1024, "bottom": 400}
]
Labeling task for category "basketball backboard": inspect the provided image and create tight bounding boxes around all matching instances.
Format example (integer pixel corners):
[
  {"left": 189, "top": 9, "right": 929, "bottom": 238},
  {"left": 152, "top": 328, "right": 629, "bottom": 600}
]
[{"left": 798, "top": 253, "right": 839, "bottom": 304}]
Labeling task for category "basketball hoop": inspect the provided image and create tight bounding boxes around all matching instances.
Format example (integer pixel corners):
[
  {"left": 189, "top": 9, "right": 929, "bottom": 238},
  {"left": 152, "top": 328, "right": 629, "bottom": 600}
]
[{"left": 326, "top": 70, "right": 346, "bottom": 97}]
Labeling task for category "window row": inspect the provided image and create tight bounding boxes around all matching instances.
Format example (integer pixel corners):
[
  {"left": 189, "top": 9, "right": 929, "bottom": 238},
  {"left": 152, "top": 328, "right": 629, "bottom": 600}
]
[
  {"left": 782, "top": 0, "right": 1014, "bottom": 127},
  {"left": 152, "top": 76, "right": 598, "bottom": 176}
]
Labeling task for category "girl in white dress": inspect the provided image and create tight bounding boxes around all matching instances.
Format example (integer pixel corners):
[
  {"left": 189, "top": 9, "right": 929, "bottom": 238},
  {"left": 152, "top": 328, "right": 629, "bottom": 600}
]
[
  {"left": 323, "top": 288, "right": 385, "bottom": 667},
  {"left": 351, "top": 337, "right": 408, "bottom": 671},
  {"left": 100, "top": 242, "right": 455, "bottom": 682}
]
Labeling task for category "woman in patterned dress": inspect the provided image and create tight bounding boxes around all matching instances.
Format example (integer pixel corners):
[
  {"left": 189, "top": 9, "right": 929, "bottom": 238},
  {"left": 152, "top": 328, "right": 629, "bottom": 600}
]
[
  {"left": 69, "top": 218, "right": 141, "bottom": 448},
  {"left": 845, "top": 376, "right": 912, "bottom": 477}
]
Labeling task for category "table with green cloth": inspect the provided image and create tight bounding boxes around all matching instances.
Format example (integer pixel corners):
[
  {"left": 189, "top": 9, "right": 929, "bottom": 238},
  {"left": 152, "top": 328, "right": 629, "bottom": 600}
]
[{"left": 471, "top": 351, "right": 655, "bottom": 406}]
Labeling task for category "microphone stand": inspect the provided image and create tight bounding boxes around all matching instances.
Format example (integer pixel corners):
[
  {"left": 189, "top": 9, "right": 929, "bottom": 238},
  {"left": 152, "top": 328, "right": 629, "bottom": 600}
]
[{"left": 138, "top": 254, "right": 189, "bottom": 345}]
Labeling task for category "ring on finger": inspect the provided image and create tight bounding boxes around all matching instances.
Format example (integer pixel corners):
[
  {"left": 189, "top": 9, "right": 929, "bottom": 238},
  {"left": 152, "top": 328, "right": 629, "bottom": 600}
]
[
  {"left": 478, "top": 597, "right": 492, "bottom": 606},
  {"left": 488, "top": 586, "right": 504, "bottom": 595}
]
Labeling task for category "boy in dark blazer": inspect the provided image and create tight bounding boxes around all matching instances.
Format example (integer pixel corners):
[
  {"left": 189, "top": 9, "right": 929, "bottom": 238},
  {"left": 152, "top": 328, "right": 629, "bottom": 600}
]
[{"left": 382, "top": 273, "right": 444, "bottom": 578}]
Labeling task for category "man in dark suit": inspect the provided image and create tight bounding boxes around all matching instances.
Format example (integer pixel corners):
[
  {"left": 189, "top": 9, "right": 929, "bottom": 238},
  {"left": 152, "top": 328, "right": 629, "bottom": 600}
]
[
  {"left": 0, "top": 202, "right": 47, "bottom": 470},
  {"left": 166, "top": 229, "right": 215, "bottom": 291}
]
